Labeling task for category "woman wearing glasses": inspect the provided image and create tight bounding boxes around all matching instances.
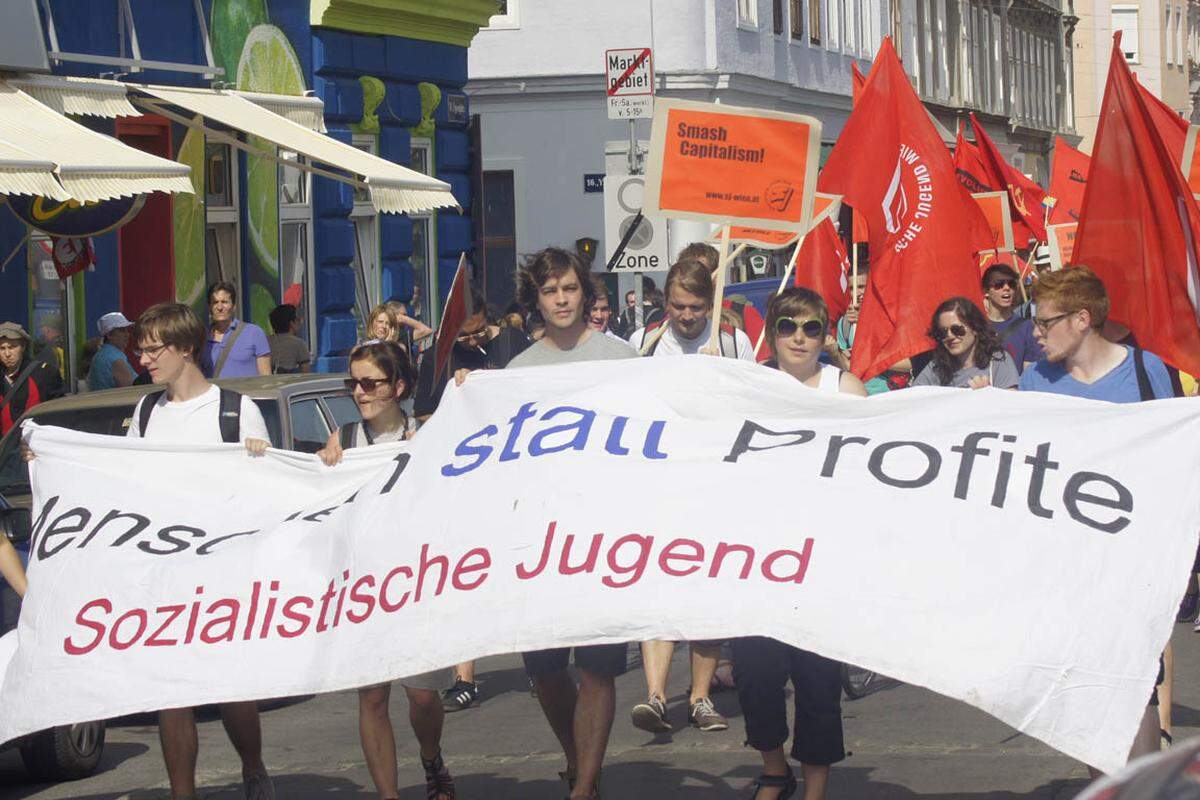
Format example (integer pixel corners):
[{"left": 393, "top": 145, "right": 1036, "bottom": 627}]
[
  {"left": 912, "top": 297, "right": 1019, "bottom": 389},
  {"left": 317, "top": 341, "right": 457, "bottom": 800},
  {"left": 736, "top": 287, "right": 862, "bottom": 800}
]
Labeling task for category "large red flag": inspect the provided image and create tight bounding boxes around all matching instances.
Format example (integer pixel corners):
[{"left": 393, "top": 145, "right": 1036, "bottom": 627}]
[
  {"left": 953, "top": 126, "right": 995, "bottom": 194},
  {"left": 432, "top": 253, "right": 474, "bottom": 384},
  {"left": 851, "top": 62, "right": 866, "bottom": 104},
  {"left": 970, "top": 112, "right": 1048, "bottom": 245},
  {"left": 794, "top": 218, "right": 851, "bottom": 323},
  {"left": 1047, "top": 136, "right": 1090, "bottom": 225},
  {"left": 1073, "top": 37, "right": 1200, "bottom": 376},
  {"left": 819, "top": 37, "right": 985, "bottom": 381}
]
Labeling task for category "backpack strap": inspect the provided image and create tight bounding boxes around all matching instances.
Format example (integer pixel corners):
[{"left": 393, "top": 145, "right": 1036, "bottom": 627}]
[
  {"left": 718, "top": 323, "right": 738, "bottom": 358},
  {"left": 217, "top": 388, "right": 242, "bottom": 444},
  {"left": 137, "top": 390, "right": 166, "bottom": 437},
  {"left": 339, "top": 422, "right": 357, "bottom": 450},
  {"left": 640, "top": 320, "right": 665, "bottom": 356},
  {"left": 1133, "top": 348, "right": 1156, "bottom": 401}
]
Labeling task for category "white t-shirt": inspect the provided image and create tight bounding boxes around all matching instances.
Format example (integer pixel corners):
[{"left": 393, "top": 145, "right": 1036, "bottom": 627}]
[
  {"left": 126, "top": 385, "right": 270, "bottom": 444},
  {"left": 628, "top": 318, "right": 756, "bottom": 361}
]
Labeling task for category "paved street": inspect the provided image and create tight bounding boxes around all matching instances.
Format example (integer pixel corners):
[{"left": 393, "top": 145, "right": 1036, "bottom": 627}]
[{"left": 8, "top": 625, "right": 1198, "bottom": 799}]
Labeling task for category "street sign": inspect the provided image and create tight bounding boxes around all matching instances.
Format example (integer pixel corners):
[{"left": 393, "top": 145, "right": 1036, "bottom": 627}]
[
  {"left": 606, "top": 47, "right": 654, "bottom": 120},
  {"left": 604, "top": 174, "right": 670, "bottom": 272},
  {"left": 584, "top": 174, "right": 605, "bottom": 193}
]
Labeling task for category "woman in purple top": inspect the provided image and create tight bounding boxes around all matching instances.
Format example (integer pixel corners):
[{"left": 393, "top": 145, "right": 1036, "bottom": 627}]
[{"left": 202, "top": 281, "right": 271, "bottom": 379}]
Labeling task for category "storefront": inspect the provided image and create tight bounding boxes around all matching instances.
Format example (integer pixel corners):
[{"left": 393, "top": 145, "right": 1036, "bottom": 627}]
[{"left": 0, "top": 0, "right": 492, "bottom": 382}]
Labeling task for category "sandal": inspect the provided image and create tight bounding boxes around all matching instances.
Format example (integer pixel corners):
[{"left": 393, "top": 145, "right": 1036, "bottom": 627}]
[
  {"left": 422, "top": 750, "right": 456, "bottom": 800},
  {"left": 749, "top": 771, "right": 797, "bottom": 800}
]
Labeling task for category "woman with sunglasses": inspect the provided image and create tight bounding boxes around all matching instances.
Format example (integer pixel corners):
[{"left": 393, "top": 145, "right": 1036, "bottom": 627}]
[
  {"left": 317, "top": 341, "right": 457, "bottom": 800},
  {"left": 912, "top": 296, "right": 1019, "bottom": 389},
  {"left": 735, "top": 287, "right": 861, "bottom": 800}
]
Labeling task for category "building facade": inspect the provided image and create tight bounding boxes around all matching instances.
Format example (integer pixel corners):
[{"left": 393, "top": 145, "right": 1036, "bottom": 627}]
[{"left": 0, "top": 0, "right": 491, "bottom": 385}]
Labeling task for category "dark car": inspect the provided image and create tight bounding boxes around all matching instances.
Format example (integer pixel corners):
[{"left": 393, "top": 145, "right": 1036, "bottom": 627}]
[{"left": 0, "top": 374, "right": 360, "bottom": 781}]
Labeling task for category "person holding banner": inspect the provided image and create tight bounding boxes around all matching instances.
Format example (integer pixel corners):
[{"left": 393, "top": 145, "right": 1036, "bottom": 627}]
[
  {"left": 315, "top": 341, "right": 457, "bottom": 800},
  {"left": 912, "top": 298, "right": 1019, "bottom": 389},
  {"left": 505, "top": 248, "right": 635, "bottom": 800},
  {"left": 627, "top": 260, "right": 756, "bottom": 359},
  {"left": 733, "top": 286, "right": 859, "bottom": 800},
  {"left": 982, "top": 265, "right": 1041, "bottom": 373}
]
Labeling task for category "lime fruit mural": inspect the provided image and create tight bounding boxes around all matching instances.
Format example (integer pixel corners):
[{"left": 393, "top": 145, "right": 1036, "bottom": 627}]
[{"left": 172, "top": 126, "right": 207, "bottom": 316}]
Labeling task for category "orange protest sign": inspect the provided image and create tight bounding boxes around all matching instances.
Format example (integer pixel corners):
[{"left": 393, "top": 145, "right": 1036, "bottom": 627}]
[
  {"left": 1182, "top": 126, "right": 1200, "bottom": 194},
  {"left": 644, "top": 98, "right": 821, "bottom": 232},
  {"left": 718, "top": 226, "right": 800, "bottom": 250},
  {"left": 970, "top": 191, "right": 1015, "bottom": 253},
  {"left": 1046, "top": 222, "right": 1077, "bottom": 271},
  {"left": 811, "top": 192, "right": 842, "bottom": 229}
]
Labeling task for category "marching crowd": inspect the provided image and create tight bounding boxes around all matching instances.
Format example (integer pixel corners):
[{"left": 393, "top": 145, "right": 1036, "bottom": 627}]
[{"left": 0, "top": 236, "right": 1190, "bottom": 800}]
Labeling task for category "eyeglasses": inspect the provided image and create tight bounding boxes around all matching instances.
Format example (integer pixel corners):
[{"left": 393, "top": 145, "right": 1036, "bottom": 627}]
[
  {"left": 988, "top": 279, "right": 1016, "bottom": 290},
  {"left": 343, "top": 377, "right": 393, "bottom": 393},
  {"left": 134, "top": 343, "right": 169, "bottom": 359},
  {"left": 1032, "top": 311, "right": 1073, "bottom": 333},
  {"left": 934, "top": 324, "right": 969, "bottom": 341},
  {"left": 456, "top": 326, "right": 488, "bottom": 343},
  {"left": 774, "top": 317, "right": 825, "bottom": 339}
]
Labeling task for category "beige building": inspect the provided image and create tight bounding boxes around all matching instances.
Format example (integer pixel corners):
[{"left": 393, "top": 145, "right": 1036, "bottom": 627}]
[{"left": 1073, "top": 0, "right": 1198, "bottom": 149}]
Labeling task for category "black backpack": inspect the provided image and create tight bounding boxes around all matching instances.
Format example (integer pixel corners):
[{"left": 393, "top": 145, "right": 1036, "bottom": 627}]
[{"left": 137, "top": 387, "right": 242, "bottom": 443}]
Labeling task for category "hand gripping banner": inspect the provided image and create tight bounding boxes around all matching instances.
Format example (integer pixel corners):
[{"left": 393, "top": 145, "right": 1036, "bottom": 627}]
[{"left": 3, "top": 358, "right": 1200, "bottom": 774}]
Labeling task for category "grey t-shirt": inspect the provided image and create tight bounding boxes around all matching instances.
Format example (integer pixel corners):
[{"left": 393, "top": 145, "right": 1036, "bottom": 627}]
[
  {"left": 912, "top": 349, "right": 1020, "bottom": 389},
  {"left": 268, "top": 333, "right": 311, "bottom": 373},
  {"left": 507, "top": 329, "right": 637, "bottom": 368}
]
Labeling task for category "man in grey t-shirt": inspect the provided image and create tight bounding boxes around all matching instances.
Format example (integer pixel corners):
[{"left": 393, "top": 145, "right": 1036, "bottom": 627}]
[
  {"left": 267, "top": 304, "right": 311, "bottom": 373},
  {"left": 505, "top": 248, "right": 632, "bottom": 799}
]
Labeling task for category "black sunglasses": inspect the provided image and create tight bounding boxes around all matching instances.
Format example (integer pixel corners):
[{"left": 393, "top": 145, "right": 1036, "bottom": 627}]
[
  {"left": 934, "top": 324, "right": 969, "bottom": 341},
  {"left": 988, "top": 279, "right": 1016, "bottom": 290},
  {"left": 344, "top": 377, "right": 393, "bottom": 393},
  {"left": 774, "top": 317, "right": 825, "bottom": 339}
]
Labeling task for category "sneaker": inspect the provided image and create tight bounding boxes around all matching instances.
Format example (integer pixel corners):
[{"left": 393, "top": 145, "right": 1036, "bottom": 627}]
[
  {"left": 630, "top": 695, "right": 671, "bottom": 733},
  {"left": 689, "top": 697, "right": 729, "bottom": 732},
  {"left": 442, "top": 679, "right": 480, "bottom": 712},
  {"left": 1178, "top": 593, "right": 1199, "bottom": 623},
  {"left": 243, "top": 769, "right": 276, "bottom": 800}
]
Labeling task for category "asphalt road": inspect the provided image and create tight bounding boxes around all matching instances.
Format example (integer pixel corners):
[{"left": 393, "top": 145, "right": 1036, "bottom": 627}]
[{"left": 6, "top": 625, "right": 1199, "bottom": 799}]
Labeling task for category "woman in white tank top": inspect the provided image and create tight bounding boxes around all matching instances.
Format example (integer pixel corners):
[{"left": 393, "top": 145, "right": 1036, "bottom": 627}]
[{"left": 767, "top": 287, "right": 868, "bottom": 397}]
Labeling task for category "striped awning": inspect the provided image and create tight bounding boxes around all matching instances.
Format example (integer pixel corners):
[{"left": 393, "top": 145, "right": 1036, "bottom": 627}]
[
  {"left": 7, "top": 75, "right": 139, "bottom": 119},
  {"left": 0, "top": 83, "right": 193, "bottom": 201},
  {"left": 134, "top": 83, "right": 457, "bottom": 215},
  {"left": 235, "top": 90, "right": 327, "bottom": 132},
  {"left": 0, "top": 139, "right": 72, "bottom": 200}
]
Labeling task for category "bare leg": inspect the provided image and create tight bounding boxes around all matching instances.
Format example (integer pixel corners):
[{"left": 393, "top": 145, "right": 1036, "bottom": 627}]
[
  {"left": 454, "top": 661, "right": 475, "bottom": 683},
  {"left": 218, "top": 701, "right": 265, "bottom": 778},
  {"left": 800, "top": 763, "right": 830, "bottom": 800},
  {"left": 640, "top": 640, "right": 674, "bottom": 701},
  {"left": 405, "top": 687, "right": 445, "bottom": 761},
  {"left": 1158, "top": 643, "right": 1173, "bottom": 740},
  {"left": 572, "top": 668, "right": 615, "bottom": 799},
  {"left": 1131, "top": 703, "right": 1162, "bottom": 760},
  {"left": 689, "top": 642, "right": 721, "bottom": 704},
  {"left": 753, "top": 747, "right": 790, "bottom": 800},
  {"left": 159, "top": 707, "right": 198, "bottom": 799},
  {"left": 533, "top": 669, "right": 579, "bottom": 776},
  {"left": 358, "top": 684, "right": 398, "bottom": 799}
]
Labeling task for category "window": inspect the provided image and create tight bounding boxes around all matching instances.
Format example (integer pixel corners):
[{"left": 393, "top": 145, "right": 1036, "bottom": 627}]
[
  {"left": 322, "top": 394, "right": 361, "bottom": 431},
  {"left": 737, "top": 0, "right": 758, "bottom": 28},
  {"left": 480, "top": 170, "right": 516, "bottom": 315},
  {"left": 827, "top": 0, "right": 841, "bottom": 50},
  {"left": 278, "top": 150, "right": 313, "bottom": 346},
  {"left": 351, "top": 135, "right": 381, "bottom": 334},
  {"left": 289, "top": 398, "right": 330, "bottom": 454},
  {"left": 486, "top": 0, "right": 519, "bottom": 29},
  {"left": 773, "top": 0, "right": 784, "bottom": 35},
  {"left": 1178, "top": 5, "right": 1185, "bottom": 70},
  {"left": 1111, "top": 7, "right": 1139, "bottom": 63},
  {"left": 408, "top": 138, "right": 437, "bottom": 329},
  {"left": 1168, "top": 6, "right": 1175, "bottom": 66},
  {"left": 26, "top": 235, "right": 74, "bottom": 391},
  {"left": 205, "top": 142, "right": 240, "bottom": 297},
  {"left": 804, "top": 0, "right": 818, "bottom": 43},
  {"left": 787, "top": 0, "right": 806, "bottom": 37}
]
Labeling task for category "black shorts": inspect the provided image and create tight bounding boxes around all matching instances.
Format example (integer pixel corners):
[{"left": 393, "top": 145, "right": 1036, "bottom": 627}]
[{"left": 522, "top": 643, "right": 629, "bottom": 678}]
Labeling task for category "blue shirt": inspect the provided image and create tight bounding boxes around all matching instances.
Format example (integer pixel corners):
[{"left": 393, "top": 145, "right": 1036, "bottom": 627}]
[
  {"left": 88, "top": 342, "right": 132, "bottom": 391},
  {"left": 1018, "top": 345, "right": 1174, "bottom": 402},
  {"left": 203, "top": 319, "right": 271, "bottom": 379},
  {"left": 990, "top": 316, "right": 1042, "bottom": 374}
]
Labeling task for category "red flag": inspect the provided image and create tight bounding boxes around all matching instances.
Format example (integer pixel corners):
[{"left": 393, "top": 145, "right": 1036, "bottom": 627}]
[
  {"left": 1136, "top": 77, "right": 1188, "bottom": 163},
  {"left": 953, "top": 126, "right": 995, "bottom": 194},
  {"left": 849, "top": 62, "right": 868, "bottom": 244},
  {"left": 432, "top": 253, "right": 474, "bottom": 384},
  {"left": 1073, "top": 36, "right": 1200, "bottom": 376},
  {"left": 794, "top": 218, "right": 851, "bottom": 323},
  {"left": 851, "top": 62, "right": 866, "bottom": 104},
  {"left": 1047, "top": 137, "right": 1090, "bottom": 225},
  {"left": 969, "top": 112, "right": 1047, "bottom": 245},
  {"left": 819, "top": 38, "right": 985, "bottom": 381}
]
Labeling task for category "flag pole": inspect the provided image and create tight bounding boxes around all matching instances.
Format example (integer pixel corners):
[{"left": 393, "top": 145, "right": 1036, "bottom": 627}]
[
  {"left": 705, "top": 224, "right": 732, "bottom": 354},
  {"left": 752, "top": 234, "right": 806, "bottom": 358}
]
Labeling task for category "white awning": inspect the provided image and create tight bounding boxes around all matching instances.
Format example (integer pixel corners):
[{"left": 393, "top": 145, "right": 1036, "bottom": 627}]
[
  {"left": 235, "top": 90, "right": 327, "bottom": 132},
  {"left": 0, "top": 83, "right": 194, "bottom": 201},
  {"left": 7, "top": 75, "right": 139, "bottom": 119},
  {"left": 134, "top": 84, "right": 458, "bottom": 215},
  {"left": 0, "top": 139, "right": 71, "bottom": 200}
]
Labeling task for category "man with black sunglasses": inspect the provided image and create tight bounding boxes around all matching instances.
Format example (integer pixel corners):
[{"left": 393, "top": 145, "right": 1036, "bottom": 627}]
[{"left": 983, "top": 264, "right": 1041, "bottom": 374}]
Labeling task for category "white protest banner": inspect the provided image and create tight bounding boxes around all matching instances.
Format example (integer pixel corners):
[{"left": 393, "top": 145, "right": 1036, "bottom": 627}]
[{"left": 3, "top": 358, "right": 1200, "bottom": 775}]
